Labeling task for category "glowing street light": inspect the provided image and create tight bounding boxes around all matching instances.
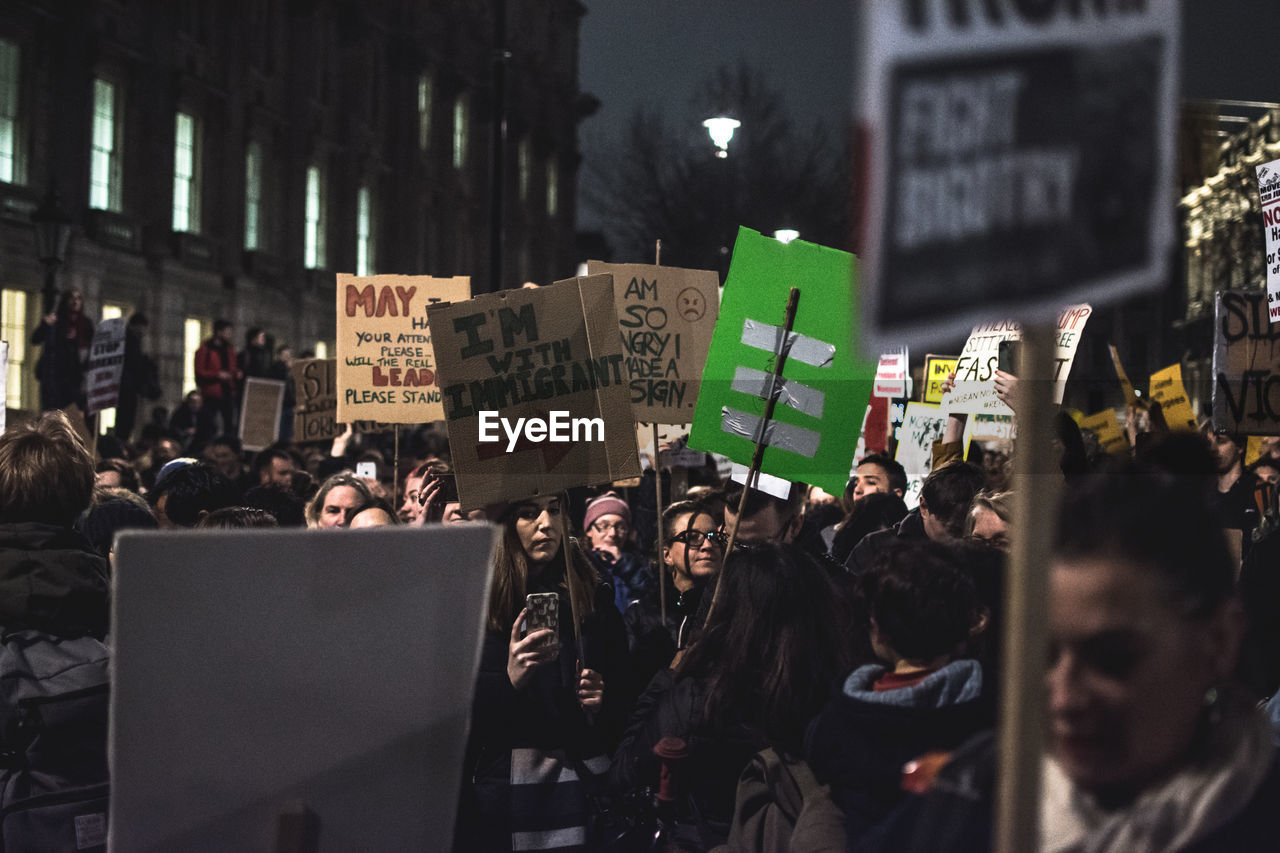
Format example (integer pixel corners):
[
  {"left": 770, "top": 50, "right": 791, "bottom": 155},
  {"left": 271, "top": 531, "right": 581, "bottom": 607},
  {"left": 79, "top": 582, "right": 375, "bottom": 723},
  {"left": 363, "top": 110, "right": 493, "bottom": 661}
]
[
  {"left": 703, "top": 116, "right": 741, "bottom": 158},
  {"left": 774, "top": 229, "right": 800, "bottom": 244}
]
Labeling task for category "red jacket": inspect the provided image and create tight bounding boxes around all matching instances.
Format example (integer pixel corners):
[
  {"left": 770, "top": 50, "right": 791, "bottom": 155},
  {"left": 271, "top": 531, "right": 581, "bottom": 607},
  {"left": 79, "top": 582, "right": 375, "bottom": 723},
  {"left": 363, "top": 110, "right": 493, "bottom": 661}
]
[{"left": 194, "top": 339, "right": 240, "bottom": 400}]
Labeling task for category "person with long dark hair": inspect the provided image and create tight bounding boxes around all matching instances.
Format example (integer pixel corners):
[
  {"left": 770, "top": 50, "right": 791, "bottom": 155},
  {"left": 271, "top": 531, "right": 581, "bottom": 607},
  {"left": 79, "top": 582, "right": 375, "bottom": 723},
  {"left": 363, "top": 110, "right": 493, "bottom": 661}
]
[
  {"left": 31, "top": 289, "right": 94, "bottom": 412},
  {"left": 454, "top": 494, "right": 630, "bottom": 853},
  {"left": 610, "top": 542, "right": 850, "bottom": 848}
]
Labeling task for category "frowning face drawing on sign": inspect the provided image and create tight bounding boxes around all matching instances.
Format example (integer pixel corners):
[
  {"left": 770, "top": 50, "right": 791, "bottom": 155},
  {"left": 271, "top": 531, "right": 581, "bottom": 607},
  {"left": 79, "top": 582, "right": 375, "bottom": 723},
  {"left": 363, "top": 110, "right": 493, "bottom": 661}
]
[{"left": 677, "top": 288, "right": 706, "bottom": 322}]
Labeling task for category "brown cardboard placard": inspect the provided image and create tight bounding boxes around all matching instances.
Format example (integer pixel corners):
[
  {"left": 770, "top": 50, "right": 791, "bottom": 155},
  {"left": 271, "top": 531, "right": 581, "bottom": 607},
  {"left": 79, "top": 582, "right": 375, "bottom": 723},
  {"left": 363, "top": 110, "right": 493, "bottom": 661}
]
[
  {"left": 335, "top": 273, "right": 470, "bottom": 425},
  {"left": 428, "top": 274, "right": 642, "bottom": 511},
  {"left": 585, "top": 261, "right": 719, "bottom": 425},
  {"left": 291, "top": 358, "right": 394, "bottom": 443},
  {"left": 1213, "top": 291, "right": 1280, "bottom": 435},
  {"left": 238, "top": 377, "right": 284, "bottom": 452}
]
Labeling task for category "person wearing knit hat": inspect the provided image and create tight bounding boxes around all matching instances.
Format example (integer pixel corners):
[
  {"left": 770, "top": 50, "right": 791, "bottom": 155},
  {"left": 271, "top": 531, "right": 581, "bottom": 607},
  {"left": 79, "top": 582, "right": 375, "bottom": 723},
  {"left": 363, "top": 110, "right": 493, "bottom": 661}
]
[{"left": 583, "top": 491, "right": 632, "bottom": 560}]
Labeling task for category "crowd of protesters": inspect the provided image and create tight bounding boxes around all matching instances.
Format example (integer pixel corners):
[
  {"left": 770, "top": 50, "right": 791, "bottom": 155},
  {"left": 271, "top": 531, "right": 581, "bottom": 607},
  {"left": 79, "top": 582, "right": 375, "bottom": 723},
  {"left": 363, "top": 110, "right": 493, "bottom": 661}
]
[{"left": 6, "top": 324, "right": 1280, "bottom": 851}]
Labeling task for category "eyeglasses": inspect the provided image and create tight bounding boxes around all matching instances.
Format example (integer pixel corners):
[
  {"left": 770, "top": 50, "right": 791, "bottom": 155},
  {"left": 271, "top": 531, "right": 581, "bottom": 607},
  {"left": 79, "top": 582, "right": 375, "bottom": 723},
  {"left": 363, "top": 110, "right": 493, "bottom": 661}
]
[
  {"left": 590, "top": 521, "right": 629, "bottom": 534},
  {"left": 670, "top": 530, "right": 725, "bottom": 549}
]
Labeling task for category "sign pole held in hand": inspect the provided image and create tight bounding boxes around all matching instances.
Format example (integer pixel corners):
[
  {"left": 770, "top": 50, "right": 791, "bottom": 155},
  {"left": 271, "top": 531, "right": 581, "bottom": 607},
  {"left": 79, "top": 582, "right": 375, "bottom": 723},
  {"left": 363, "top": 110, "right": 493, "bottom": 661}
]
[
  {"left": 709, "top": 287, "right": 801, "bottom": 623},
  {"left": 653, "top": 238, "right": 666, "bottom": 625}
]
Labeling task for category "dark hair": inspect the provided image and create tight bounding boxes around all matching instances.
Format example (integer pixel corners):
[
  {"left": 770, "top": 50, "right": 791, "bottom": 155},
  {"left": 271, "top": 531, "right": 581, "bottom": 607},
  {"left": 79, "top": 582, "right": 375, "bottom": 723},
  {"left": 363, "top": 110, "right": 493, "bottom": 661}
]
[
  {"left": 242, "top": 484, "right": 307, "bottom": 527},
  {"left": 920, "top": 462, "right": 985, "bottom": 539},
  {"left": 152, "top": 463, "right": 243, "bottom": 527},
  {"left": 347, "top": 496, "right": 401, "bottom": 526},
  {"left": 859, "top": 541, "right": 983, "bottom": 663},
  {"left": 678, "top": 543, "right": 850, "bottom": 749},
  {"left": 660, "top": 499, "right": 719, "bottom": 542},
  {"left": 0, "top": 410, "right": 95, "bottom": 526},
  {"left": 830, "top": 492, "right": 909, "bottom": 564},
  {"left": 1056, "top": 411, "right": 1090, "bottom": 479},
  {"left": 76, "top": 495, "right": 157, "bottom": 559},
  {"left": 209, "top": 434, "right": 243, "bottom": 456},
  {"left": 245, "top": 326, "right": 264, "bottom": 347},
  {"left": 95, "top": 457, "right": 141, "bottom": 494},
  {"left": 213, "top": 319, "right": 232, "bottom": 334},
  {"left": 487, "top": 497, "right": 598, "bottom": 632},
  {"left": 250, "top": 446, "right": 294, "bottom": 482},
  {"left": 196, "top": 507, "right": 279, "bottom": 529},
  {"left": 1055, "top": 469, "right": 1233, "bottom": 620},
  {"left": 853, "top": 453, "right": 908, "bottom": 496}
]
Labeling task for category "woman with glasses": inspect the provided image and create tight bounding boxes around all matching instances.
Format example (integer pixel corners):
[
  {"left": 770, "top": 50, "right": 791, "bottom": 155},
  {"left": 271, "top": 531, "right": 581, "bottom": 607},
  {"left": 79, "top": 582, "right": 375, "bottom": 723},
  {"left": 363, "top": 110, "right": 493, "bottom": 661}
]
[
  {"left": 581, "top": 491, "right": 657, "bottom": 617},
  {"left": 625, "top": 500, "right": 725, "bottom": 682},
  {"left": 454, "top": 494, "right": 631, "bottom": 853}
]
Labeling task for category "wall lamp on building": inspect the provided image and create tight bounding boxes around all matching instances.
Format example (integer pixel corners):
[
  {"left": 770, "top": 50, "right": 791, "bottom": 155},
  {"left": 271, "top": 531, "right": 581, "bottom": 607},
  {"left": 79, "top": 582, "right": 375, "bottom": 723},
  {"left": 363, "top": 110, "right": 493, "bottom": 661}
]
[
  {"left": 703, "top": 116, "right": 741, "bottom": 159},
  {"left": 32, "top": 185, "right": 73, "bottom": 315}
]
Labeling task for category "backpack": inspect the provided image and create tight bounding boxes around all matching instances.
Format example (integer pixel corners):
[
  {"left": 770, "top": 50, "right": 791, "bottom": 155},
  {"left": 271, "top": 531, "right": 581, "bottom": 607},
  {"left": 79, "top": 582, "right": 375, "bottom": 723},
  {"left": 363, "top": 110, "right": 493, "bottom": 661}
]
[
  {"left": 0, "top": 630, "right": 110, "bottom": 853},
  {"left": 722, "top": 748, "right": 838, "bottom": 853}
]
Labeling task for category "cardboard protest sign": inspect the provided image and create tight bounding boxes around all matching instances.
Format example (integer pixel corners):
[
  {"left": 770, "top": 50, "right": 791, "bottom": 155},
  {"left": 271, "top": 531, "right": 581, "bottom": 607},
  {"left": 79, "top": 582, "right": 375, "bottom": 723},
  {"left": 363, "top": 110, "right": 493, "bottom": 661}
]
[
  {"left": 687, "top": 228, "right": 876, "bottom": 497},
  {"left": 85, "top": 317, "right": 125, "bottom": 415},
  {"left": 335, "top": 273, "right": 470, "bottom": 425},
  {"left": 1256, "top": 158, "right": 1280, "bottom": 323},
  {"left": 1079, "top": 409, "right": 1129, "bottom": 456},
  {"left": 923, "top": 354, "right": 958, "bottom": 404},
  {"left": 942, "top": 305, "right": 1092, "bottom": 417},
  {"left": 586, "top": 261, "right": 719, "bottom": 424},
  {"left": 110, "top": 525, "right": 498, "bottom": 852},
  {"left": 857, "top": 0, "right": 1178, "bottom": 351},
  {"left": 873, "top": 347, "right": 910, "bottom": 398},
  {"left": 966, "top": 413, "right": 1015, "bottom": 443},
  {"left": 895, "top": 401, "right": 947, "bottom": 509},
  {"left": 1149, "top": 363, "right": 1198, "bottom": 432},
  {"left": 0, "top": 341, "right": 7, "bottom": 434},
  {"left": 427, "top": 274, "right": 641, "bottom": 510},
  {"left": 1212, "top": 290, "right": 1280, "bottom": 435},
  {"left": 238, "top": 377, "right": 284, "bottom": 452},
  {"left": 292, "top": 358, "right": 393, "bottom": 442},
  {"left": 636, "top": 423, "right": 706, "bottom": 470}
]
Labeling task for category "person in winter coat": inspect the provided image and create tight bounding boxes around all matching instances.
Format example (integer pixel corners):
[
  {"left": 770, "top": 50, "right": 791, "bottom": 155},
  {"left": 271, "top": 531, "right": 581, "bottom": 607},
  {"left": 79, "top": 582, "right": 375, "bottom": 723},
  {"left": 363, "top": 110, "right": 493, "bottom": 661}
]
[
  {"left": 31, "top": 289, "right": 94, "bottom": 412},
  {"left": 453, "top": 494, "right": 630, "bottom": 853},
  {"left": 0, "top": 411, "right": 112, "bottom": 847},
  {"left": 802, "top": 541, "right": 995, "bottom": 846},
  {"left": 193, "top": 319, "right": 240, "bottom": 446},
  {"left": 582, "top": 491, "right": 656, "bottom": 616},
  {"left": 855, "top": 468, "right": 1280, "bottom": 853},
  {"left": 610, "top": 543, "right": 850, "bottom": 849}
]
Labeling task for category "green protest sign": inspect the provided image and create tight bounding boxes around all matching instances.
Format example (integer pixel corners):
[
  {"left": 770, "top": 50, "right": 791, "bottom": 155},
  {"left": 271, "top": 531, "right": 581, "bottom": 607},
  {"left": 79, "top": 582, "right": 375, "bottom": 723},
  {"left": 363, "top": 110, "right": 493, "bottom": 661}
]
[{"left": 688, "top": 228, "right": 875, "bottom": 496}]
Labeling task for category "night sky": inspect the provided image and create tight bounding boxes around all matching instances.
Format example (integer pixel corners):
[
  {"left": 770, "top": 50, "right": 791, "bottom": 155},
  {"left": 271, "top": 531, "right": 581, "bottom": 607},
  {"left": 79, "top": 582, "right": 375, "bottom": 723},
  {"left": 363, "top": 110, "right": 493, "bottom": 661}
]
[{"left": 576, "top": 0, "right": 1280, "bottom": 256}]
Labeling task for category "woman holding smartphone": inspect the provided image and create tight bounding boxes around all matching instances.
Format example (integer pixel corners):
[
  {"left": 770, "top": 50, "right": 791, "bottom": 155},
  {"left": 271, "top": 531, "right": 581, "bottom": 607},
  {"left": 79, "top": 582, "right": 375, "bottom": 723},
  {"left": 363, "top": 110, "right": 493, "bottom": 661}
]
[{"left": 454, "top": 494, "right": 630, "bottom": 853}]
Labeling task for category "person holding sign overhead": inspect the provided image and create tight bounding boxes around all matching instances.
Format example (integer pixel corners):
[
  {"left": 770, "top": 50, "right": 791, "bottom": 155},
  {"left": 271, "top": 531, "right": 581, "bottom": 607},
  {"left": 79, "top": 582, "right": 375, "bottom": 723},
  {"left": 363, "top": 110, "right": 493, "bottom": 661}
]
[{"left": 455, "top": 494, "right": 630, "bottom": 853}]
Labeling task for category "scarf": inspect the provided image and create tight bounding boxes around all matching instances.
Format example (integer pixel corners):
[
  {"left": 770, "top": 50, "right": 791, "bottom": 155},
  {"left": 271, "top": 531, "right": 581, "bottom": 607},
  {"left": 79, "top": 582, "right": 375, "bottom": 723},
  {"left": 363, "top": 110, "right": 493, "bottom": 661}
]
[{"left": 1041, "top": 703, "right": 1275, "bottom": 853}]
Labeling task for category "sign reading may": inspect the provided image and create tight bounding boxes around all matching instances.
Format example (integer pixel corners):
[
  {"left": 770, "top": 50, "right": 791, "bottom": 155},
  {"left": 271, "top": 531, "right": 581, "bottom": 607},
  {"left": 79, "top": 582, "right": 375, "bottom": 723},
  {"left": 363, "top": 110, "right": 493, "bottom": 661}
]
[
  {"left": 336, "top": 274, "right": 470, "bottom": 424},
  {"left": 586, "top": 261, "right": 719, "bottom": 424},
  {"left": 857, "top": 0, "right": 1178, "bottom": 351},
  {"left": 427, "top": 275, "right": 641, "bottom": 510}
]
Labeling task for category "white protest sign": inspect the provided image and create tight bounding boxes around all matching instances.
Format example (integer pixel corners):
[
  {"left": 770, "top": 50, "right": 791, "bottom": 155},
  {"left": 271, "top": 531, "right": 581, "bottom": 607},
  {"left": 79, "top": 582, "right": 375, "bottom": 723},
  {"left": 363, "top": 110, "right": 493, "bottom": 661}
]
[
  {"left": 894, "top": 401, "right": 947, "bottom": 509},
  {"left": 1257, "top": 158, "right": 1280, "bottom": 323},
  {"left": 110, "top": 525, "right": 498, "bottom": 852},
  {"left": 858, "top": 1, "right": 1178, "bottom": 351},
  {"left": 941, "top": 304, "right": 1092, "bottom": 417},
  {"left": 873, "top": 346, "right": 910, "bottom": 399},
  {"left": 85, "top": 317, "right": 126, "bottom": 415}
]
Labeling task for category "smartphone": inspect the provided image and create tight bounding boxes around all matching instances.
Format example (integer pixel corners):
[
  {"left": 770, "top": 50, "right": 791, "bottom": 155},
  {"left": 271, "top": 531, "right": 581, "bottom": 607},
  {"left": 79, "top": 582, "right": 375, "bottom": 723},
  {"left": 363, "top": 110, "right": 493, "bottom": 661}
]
[
  {"left": 524, "top": 592, "right": 559, "bottom": 641},
  {"left": 355, "top": 461, "right": 376, "bottom": 480},
  {"left": 997, "top": 340, "right": 1021, "bottom": 375}
]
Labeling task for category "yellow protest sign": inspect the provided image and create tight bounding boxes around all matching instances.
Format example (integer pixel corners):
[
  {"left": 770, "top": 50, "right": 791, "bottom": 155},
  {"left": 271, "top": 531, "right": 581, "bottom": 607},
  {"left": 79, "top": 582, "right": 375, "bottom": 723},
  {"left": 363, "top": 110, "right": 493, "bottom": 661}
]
[
  {"left": 923, "top": 354, "right": 958, "bottom": 404},
  {"left": 1079, "top": 409, "right": 1129, "bottom": 456},
  {"left": 1149, "top": 364, "right": 1198, "bottom": 432},
  {"left": 335, "top": 273, "right": 470, "bottom": 424}
]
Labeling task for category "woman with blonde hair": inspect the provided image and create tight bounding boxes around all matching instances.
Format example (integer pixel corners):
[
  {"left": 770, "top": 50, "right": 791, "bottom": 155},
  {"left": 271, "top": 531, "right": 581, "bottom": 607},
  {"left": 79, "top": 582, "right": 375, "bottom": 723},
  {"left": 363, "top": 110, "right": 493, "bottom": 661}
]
[{"left": 455, "top": 493, "right": 630, "bottom": 852}]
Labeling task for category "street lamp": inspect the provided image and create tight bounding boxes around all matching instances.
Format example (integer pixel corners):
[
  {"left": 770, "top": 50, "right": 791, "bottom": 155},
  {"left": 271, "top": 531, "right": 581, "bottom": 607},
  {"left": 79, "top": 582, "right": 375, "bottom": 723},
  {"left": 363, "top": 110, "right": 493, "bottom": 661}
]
[
  {"left": 31, "top": 184, "right": 72, "bottom": 315},
  {"left": 774, "top": 229, "right": 800, "bottom": 244},
  {"left": 703, "top": 116, "right": 741, "bottom": 159}
]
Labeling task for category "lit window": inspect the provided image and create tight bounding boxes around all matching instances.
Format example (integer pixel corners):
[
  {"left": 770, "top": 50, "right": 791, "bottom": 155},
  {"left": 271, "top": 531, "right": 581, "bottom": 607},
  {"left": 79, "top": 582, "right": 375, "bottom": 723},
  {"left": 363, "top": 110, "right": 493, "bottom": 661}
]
[
  {"left": 453, "top": 97, "right": 468, "bottom": 170},
  {"left": 0, "top": 39, "right": 24, "bottom": 184},
  {"left": 244, "top": 140, "right": 262, "bottom": 251},
  {"left": 518, "top": 140, "right": 530, "bottom": 202},
  {"left": 546, "top": 159, "right": 558, "bottom": 217},
  {"left": 356, "top": 184, "right": 375, "bottom": 276},
  {"left": 172, "top": 111, "right": 200, "bottom": 232},
  {"left": 1, "top": 289, "right": 28, "bottom": 409},
  {"left": 89, "top": 78, "right": 122, "bottom": 211},
  {"left": 315, "top": 341, "right": 328, "bottom": 360},
  {"left": 417, "top": 74, "right": 432, "bottom": 152},
  {"left": 304, "top": 164, "right": 326, "bottom": 269},
  {"left": 183, "top": 317, "right": 206, "bottom": 395}
]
